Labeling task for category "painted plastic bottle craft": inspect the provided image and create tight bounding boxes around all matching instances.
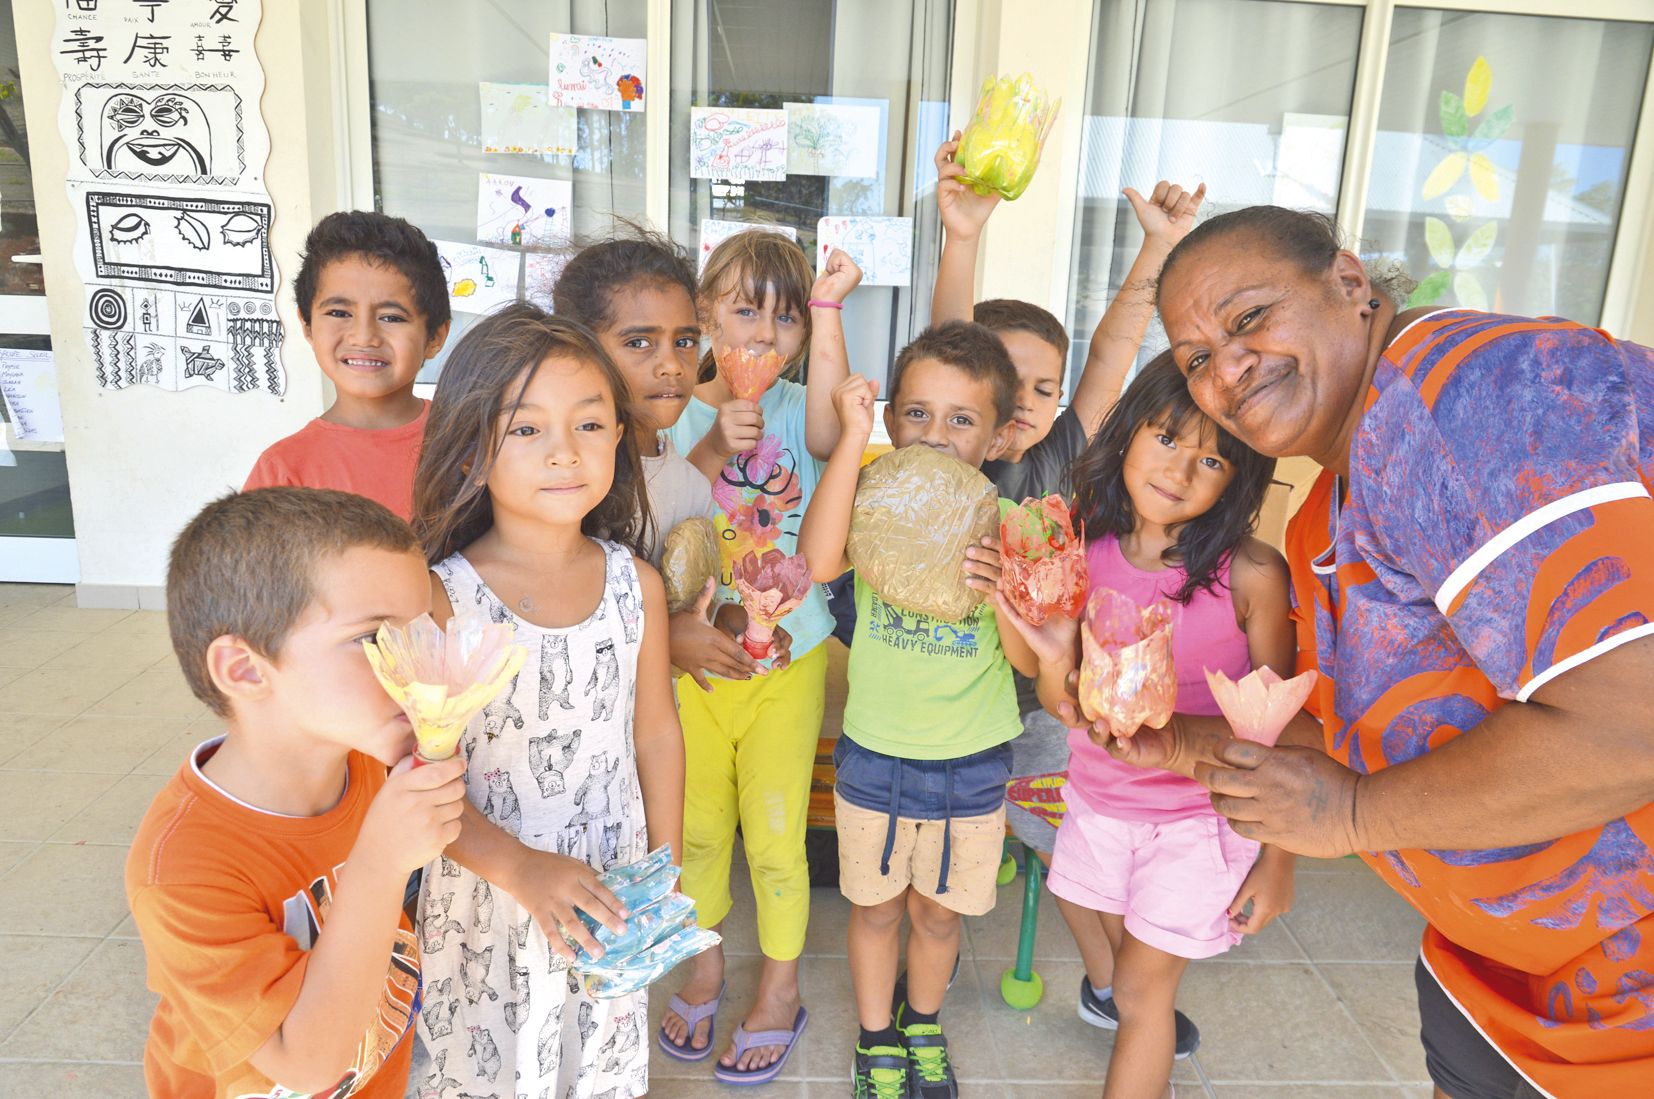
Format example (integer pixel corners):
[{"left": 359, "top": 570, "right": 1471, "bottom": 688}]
[
  {"left": 998, "top": 494, "right": 1088, "bottom": 626},
  {"left": 362, "top": 610, "right": 526, "bottom": 765},
  {"left": 955, "top": 73, "right": 1061, "bottom": 201},
  {"left": 1204, "top": 666, "right": 1319, "bottom": 747},
  {"left": 731, "top": 549, "right": 812, "bottom": 659},
  {"left": 562, "top": 844, "right": 722, "bottom": 999},
  {"left": 1077, "top": 588, "right": 1177, "bottom": 739},
  {"left": 716, "top": 344, "right": 788, "bottom": 402}
]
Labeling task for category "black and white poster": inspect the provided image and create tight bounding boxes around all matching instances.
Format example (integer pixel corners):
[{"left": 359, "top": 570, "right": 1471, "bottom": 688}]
[{"left": 53, "top": 0, "right": 284, "bottom": 396}]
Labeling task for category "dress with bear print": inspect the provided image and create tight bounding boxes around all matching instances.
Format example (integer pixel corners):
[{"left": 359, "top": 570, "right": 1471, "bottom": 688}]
[{"left": 416, "top": 540, "right": 651, "bottom": 1099}]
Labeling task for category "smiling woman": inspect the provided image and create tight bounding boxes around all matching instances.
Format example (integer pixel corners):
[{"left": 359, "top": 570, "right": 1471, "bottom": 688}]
[{"left": 1146, "top": 205, "right": 1654, "bottom": 1097}]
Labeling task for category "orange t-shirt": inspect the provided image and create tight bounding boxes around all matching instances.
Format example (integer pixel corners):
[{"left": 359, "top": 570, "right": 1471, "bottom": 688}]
[
  {"left": 243, "top": 403, "right": 428, "bottom": 520},
  {"left": 1283, "top": 311, "right": 1654, "bottom": 1096},
  {"left": 125, "top": 738, "right": 419, "bottom": 1099}
]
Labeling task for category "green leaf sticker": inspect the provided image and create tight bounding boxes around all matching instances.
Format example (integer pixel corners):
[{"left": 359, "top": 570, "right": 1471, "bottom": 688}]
[
  {"left": 1471, "top": 104, "right": 1513, "bottom": 145},
  {"left": 1440, "top": 91, "right": 1468, "bottom": 138},
  {"left": 1424, "top": 217, "right": 1455, "bottom": 268},
  {"left": 1456, "top": 222, "right": 1497, "bottom": 269},
  {"left": 1453, "top": 271, "right": 1488, "bottom": 311},
  {"left": 1407, "top": 269, "right": 1452, "bottom": 309}
]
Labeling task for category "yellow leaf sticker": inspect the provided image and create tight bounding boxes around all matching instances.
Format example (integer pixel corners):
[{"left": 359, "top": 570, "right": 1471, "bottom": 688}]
[
  {"left": 1445, "top": 196, "right": 1474, "bottom": 221},
  {"left": 1423, "top": 153, "right": 1467, "bottom": 200},
  {"left": 1464, "top": 57, "right": 1492, "bottom": 117},
  {"left": 1470, "top": 154, "right": 1499, "bottom": 202}
]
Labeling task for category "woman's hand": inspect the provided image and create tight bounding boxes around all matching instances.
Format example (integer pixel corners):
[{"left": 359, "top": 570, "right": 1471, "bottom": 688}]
[
  {"left": 1227, "top": 844, "right": 1295, "bottom": 935},
  {"left": 507, "top": 848, "right": 630, "bottom": 962}
]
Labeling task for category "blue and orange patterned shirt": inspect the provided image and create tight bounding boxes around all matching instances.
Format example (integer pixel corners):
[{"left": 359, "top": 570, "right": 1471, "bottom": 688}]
[{"left": 1285, "top": 310, "right": 1654, "bottom": 1096}]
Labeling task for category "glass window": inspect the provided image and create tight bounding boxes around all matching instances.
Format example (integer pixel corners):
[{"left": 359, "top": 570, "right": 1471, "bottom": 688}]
[
  {"left": 1362, "top": 9, "right": 1654, "bottom": 323},
  {"left": 668, "top": 0, "right": 954, "bottom": 388},
  {"left": 0, "top": 3, "right": 42, "bottom": 298},
  {"left": 365, "top": 0, "right": 648, "bottom": 377},
  {"left": 1064, "top": 0, "right": 1364, "bottom": 383}
]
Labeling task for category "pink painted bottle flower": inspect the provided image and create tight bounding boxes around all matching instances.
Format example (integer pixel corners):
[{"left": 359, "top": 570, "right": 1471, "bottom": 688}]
[
  {"left": 730, "top": 549, "right": 812, "bottom": 659},
  {"left": 715, "top": 345, "right": 788, "bottom": 402},
  {"left": 998, "top": 494, "right": 1087, "bottom": 626},
  {"left": 1077, "top": 588, "right": 1176, "bottom": 739},
  {"left": 1203, "top": 666, "right": 1319, "bottom": 747}
]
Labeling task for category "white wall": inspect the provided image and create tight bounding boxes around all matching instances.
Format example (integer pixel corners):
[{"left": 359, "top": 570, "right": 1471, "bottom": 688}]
[{"left": 14, "top": 1, "right": 333, "bottom": 606}]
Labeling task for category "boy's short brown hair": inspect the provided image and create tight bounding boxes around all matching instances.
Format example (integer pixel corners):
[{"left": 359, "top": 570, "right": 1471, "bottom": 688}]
[
  {"left": 972, "top": 298, "right": 1070, "bottom": 361},
  {"left": 887, "top": 321, "right": 1019, "bottom": 427},
  {"left": 167, "top": 488, "right": 420, "bottom": 716}
]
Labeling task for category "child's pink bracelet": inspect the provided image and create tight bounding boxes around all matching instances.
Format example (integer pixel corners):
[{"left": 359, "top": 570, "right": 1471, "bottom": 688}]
[{"left": 807, "top": 299, "right": 844, "bottom": 310}]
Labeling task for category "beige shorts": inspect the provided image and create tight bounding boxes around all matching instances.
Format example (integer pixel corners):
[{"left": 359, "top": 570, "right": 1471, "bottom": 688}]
[{"left": 834, "top": 791, "right": 1005, "bottom": 916}]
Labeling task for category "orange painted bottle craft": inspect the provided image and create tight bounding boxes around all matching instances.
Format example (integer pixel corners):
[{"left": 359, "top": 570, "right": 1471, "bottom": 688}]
[{"left": 731, "top": 549, "right": 812, "bottom": 659}]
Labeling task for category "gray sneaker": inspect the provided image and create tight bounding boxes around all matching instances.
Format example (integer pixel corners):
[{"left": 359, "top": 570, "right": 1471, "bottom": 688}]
[{"left": 1078, "top": 976, "right": 1201, "bottom": 1059}]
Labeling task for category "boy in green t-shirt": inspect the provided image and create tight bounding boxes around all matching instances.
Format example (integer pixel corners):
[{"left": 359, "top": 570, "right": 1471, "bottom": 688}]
[{"left": 799, "top": 315, "right": 1037, "bottom": 1099}]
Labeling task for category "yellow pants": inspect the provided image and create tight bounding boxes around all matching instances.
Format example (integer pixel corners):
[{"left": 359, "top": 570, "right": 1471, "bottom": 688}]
[{"left": 676, "top": 644, "right": 827, "bottom": 961}]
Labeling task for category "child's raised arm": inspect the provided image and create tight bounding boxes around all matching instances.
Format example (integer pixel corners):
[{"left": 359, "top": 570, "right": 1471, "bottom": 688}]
[
  {"left": 1070, "top": 181, "right": 1206, "bottom": 437},
  {"left": 631, "top": 560, "right": 685, "bottom": 865},
  {"left": 799, "top": 373, "right": 879, "bottom": 582},
  {"left": 804, "top": 248, "right": 862, "bottom": 460},
  {"left": 930, "top": 132, "right": 1002, "bottom": 326}
]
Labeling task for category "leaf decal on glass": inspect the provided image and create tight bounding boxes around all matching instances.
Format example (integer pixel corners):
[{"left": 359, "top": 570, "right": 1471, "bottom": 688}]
[
  {"left": 1440, "top": 91, "right": 1468, "bottom": 139},
  {"left": 1470, "top": 104, "right": 1513, "bottom": 147},
  {"left": 1456, "top": 222, "right": 1497, "bottom": 269},
  {"left": 1445, "top": 195, "right": 1474, "bottom": 221},
  {"left": 1406, "top": 269, "right": 1452, "bottom": 309},
  {"left": 1423, "top": 153, "right": 1467, "bottom": 199},
  {"left": 1453, "top": 271, "right": 1488, "bottom": 311},
  {"left": 1464, "top": 56, "right": 1492, "bottom": 117},
  {"left": 1424, "top": 217, "right": 1455, "bottom": 268},
  {"left": 1469, "top": 153, "right": 1499, "bottom": 201}
]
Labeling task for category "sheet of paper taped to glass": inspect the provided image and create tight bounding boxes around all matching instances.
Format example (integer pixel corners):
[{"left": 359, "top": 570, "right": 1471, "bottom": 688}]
[{"left": 846, "top": 445, "right": 1000, "bottom": 622}]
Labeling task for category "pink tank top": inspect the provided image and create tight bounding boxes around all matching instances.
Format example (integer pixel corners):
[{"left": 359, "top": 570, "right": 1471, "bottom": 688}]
[{"left": 1066, "top": 534, "right": 1252, "bottom": 822}]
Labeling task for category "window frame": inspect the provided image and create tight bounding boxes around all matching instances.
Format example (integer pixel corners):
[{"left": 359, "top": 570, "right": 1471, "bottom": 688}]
[{"left": 324, "top": 0, "right": 1654, "bottom": 346}]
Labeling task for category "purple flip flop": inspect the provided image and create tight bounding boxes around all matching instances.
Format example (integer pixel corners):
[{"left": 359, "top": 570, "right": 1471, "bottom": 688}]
[
  {"left": 710, "top": 1005, "right": 809, "bottom": 1086},
  {"left": 657, "top": 982, "right": 725, "bottom": 1062}
]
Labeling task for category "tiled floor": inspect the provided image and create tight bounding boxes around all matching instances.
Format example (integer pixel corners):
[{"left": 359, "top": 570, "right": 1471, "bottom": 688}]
[{"left": 0, "top": 584, "right": 1436, "bottom": 1097}]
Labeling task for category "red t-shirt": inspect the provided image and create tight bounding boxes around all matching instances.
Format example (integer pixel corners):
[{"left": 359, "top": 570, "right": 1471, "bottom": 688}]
[
  {"left": 243, "top": 403, "right": 427, "bottom": 520},
  {"left": 125, "top": 739, "right": 418, "bottom": 1099},
  {"left": 1284, "top": 310, "right": 1654, "bottom": 1095}
]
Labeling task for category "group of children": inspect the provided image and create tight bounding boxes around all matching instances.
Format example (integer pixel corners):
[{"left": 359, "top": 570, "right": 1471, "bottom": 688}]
[{"left": 125, "top": 132, "right": 1302, "bottom": 1099}]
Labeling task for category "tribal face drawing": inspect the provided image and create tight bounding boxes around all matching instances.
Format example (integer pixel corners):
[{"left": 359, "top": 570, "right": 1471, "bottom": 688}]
[{"left": 102, "top": 91, "right": 212, "bottom": 175}]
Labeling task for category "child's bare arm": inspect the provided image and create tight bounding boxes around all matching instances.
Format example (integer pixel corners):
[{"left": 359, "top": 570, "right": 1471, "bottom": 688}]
[
  {"left": 632, "top": 561, "right": 685, "bottom": 864},
  {"left": 930, "top": 132, "right": 1002, "bottom": 326},
  {"left": 1070, "top": 182, "right": 1206, "bottom": 437},
  {"left": 805, "top": 249, "right": 863, "bottom": 460},
  {"left": 963, "top": 538, "right": 1037, "bottom": 676},
  {"left": 799, "top": 374, "right": 878, "bottom": 582},
  {"left": 248, "top": 757, "right": 466, "bottom": 1090},
  {"left": 1232, "top": 537, "right": 1295, "bottom": 678},
  {"left": 428, "top": 572, "right": 629, "bottom": 962}
]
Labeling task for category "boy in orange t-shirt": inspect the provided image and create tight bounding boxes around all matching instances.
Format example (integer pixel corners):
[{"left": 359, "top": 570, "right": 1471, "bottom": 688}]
[
  {"left": 244, "top": 213, "right": 451, "bottom": 519},
  {"left": 125, "top": 487, "right": 467, "bottom": 1098}
]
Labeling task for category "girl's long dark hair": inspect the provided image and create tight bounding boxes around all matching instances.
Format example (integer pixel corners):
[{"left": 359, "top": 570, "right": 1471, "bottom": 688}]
[
  {"left": 412, "top": 304, "right": 651, "bottom": 564},
  {"left": 1068, "top": 352, "right": 1275, "bottom": 603}
]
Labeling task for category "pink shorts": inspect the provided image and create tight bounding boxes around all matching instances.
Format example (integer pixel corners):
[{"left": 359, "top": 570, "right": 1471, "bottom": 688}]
[{"left": 1048, "top": 791, "right": 1260, "bottom": 959}]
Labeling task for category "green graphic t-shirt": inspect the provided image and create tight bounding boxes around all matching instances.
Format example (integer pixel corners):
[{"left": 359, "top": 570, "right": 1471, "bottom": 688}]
[{"left": 842, "top": 568, "right": 1020, "bottom": 761}]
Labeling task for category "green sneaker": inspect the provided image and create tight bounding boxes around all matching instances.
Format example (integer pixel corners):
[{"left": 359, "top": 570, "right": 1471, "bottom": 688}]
[
  {"left": 895, "top": 1011, "right": 958, "bottom": 1099},
  {"left": 852, "top": 1043, "right": 911, "bottom": 1099}
]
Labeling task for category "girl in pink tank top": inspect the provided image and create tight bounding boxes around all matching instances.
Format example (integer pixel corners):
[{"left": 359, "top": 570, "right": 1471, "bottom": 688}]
[{"left": 997, "top": 354, "right": 1299, "bottom": 1099}]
